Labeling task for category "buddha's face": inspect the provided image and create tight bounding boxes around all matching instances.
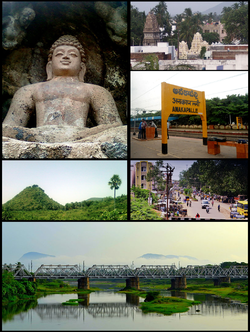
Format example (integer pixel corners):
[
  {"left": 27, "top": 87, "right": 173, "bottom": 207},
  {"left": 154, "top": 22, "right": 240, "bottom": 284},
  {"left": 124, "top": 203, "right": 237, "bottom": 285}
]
[{"left": 51, "top": 45, "right": 83, "bottom": 78}]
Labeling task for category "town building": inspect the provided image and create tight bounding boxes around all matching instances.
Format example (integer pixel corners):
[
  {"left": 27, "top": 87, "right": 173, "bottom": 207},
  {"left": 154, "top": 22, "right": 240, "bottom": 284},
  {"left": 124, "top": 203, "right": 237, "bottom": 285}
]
[
  {"left": 200, "top": 21, "right": 227, "bottom": 43},
  {"left": 131, "top": 161, "right": 153, "bottom": 190}
]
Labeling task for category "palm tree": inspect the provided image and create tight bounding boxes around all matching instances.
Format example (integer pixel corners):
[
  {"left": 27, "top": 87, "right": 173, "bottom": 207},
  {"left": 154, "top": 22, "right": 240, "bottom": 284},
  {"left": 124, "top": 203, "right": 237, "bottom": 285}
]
[{"left": 108, "top": 175, "right": 122, "bottom": 209}]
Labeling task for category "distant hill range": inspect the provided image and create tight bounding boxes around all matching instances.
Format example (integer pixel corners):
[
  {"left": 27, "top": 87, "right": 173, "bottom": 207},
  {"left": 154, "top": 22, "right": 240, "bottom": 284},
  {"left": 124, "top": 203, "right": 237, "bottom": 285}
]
[
  {"left": 3, "top": 185, "right": 63, "bottom": 210},
  {"left": 201, "top": 2, "right": 234, "bottom": 15},
  {"left": 19, "top": 252, "right": 55, "bottom": 261},
  {"left": 139, "top": 253, "right": 198, "bottom": 260},
  {"left": 2, "top": 185, "right": 106, "bottom": 210}
]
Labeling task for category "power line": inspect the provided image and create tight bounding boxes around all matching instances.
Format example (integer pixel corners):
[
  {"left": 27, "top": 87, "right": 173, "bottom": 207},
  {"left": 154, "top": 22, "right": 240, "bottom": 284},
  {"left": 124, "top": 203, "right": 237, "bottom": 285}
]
[
  {"left": 192, "top": 72, "right": 247, "bottom": 90},
  {"left": 206, "top": 87, "right": 248, "bottom": 97},
  {"left": 131, "top": 73, "right": 179, "bottom": 103}
]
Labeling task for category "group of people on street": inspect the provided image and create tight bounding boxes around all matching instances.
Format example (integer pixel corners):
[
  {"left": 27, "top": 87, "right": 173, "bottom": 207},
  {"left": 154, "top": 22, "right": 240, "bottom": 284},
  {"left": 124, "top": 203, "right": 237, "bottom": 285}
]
[
  {"left": 139, "top": 119, "right": 159, "bottom": 139},
  {"left": 138, "top": 119, "right": 147, "bottom": 139}
]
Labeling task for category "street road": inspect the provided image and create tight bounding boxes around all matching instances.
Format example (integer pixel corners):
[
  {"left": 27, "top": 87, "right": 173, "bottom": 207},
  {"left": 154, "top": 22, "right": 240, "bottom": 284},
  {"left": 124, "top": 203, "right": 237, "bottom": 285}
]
[{"left": 177, "top": 193, "right": 231, "bottom": 220}]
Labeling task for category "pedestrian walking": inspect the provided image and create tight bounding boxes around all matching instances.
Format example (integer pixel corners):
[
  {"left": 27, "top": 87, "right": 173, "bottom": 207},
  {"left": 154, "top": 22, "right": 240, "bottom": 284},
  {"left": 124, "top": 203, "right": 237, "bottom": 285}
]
[
  {"left": 218, "top": 204, "right": 220, "bottom": 212},
  {"left": 189, "top": 201, "right": 192, "bottom": 207},
  {"left": 138, "top": 121, "right": 142, "bottom": 139},
  {"left": 187, "top": 201, "right": 188, "bottom": 207},
  {"left": 141, "top": 119, "right": 147, "bottom": 139},
  {"left": 211, "top": 200, "right": 214, "bottom": 207},
  {"left": 151, "top": 121, "right": 158, "bottom": 138}
]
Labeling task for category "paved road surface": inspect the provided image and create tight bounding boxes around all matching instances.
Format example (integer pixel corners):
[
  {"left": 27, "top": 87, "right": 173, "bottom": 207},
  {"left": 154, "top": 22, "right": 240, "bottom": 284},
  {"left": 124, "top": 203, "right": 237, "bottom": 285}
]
[
  {"left": 176, "top": 193, "right": 231, "bottom": 220},
  {"left": 131, "top": 133, "right": 239, "bottom": 159}
]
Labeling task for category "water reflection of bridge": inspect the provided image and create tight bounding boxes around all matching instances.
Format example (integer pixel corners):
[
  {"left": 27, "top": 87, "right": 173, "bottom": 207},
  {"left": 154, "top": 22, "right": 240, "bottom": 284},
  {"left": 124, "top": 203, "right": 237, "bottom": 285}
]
[
  {"left": 16, "top": 300, "right": 247, "bottom": 321},
  {"left": 33, "top": 303, "right": 141, "bottom": 319}
]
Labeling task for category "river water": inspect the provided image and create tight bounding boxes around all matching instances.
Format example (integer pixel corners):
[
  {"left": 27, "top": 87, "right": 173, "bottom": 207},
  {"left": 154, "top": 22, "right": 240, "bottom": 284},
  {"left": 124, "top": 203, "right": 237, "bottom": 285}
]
[{"left": 2, "top": 290, "right": 248, "bottom": 331}]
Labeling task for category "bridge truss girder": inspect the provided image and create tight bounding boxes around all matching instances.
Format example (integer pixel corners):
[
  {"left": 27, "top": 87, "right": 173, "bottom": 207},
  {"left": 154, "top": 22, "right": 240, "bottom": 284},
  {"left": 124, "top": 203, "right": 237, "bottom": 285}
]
[
  {"left": 34, "top": 264, "right": 83, "bottom": 278},
  {"left": 85, "top": 265, "right": 136, "bottom": 278},
  {"left": 5, "top": 263, "right": 248, "bottom": 280}
]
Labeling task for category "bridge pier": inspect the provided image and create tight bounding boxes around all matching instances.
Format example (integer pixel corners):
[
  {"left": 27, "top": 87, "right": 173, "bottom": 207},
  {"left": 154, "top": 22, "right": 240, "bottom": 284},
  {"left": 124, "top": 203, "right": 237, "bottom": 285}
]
[
  {"left": 170, "top": 277, "right": 187, "bottom": 290},
  {"left": 28, "top": 277, "right": 36, "bottom": 282},
  {"left": 126, "top": 277, "right": 140, "bottom": 290},
  {"left": 214, "top": 277, "right": 231, "bottom": 286},
  {"left": 78, "top": 277, "right": 90, "bottom": 289}
]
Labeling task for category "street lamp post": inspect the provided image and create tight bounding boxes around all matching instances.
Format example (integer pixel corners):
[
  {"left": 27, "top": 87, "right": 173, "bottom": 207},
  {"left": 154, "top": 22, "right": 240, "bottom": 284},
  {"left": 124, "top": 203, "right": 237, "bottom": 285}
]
[{"left": 162, "top": 163, "right": 175, "bottom": 220}]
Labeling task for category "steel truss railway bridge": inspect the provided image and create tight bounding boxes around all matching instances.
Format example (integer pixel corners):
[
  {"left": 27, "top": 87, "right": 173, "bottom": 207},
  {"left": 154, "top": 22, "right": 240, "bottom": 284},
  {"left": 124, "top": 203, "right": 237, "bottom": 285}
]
[{"left": 3, "top": 264, "right": 248, "bottom": 289}]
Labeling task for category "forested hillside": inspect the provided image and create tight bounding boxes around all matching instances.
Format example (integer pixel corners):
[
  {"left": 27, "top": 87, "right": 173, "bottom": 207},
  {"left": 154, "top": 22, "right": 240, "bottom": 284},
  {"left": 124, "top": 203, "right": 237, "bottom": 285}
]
[
  {"left": 3, "top": 185, "right": 63, "bottom": 211},
  {"left": 2, "top": 185, "right": 127, "bottom": 220}
]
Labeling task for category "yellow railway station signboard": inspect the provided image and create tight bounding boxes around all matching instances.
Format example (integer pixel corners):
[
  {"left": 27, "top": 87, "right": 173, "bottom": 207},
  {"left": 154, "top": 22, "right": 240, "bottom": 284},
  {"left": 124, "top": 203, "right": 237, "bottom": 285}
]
[{"left": 161, "top": 82, "right": 207, "bottom": 154}]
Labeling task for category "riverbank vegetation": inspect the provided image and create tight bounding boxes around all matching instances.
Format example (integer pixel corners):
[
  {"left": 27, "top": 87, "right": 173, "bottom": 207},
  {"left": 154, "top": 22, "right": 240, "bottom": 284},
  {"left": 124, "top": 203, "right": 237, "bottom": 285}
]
[
  {"left": 2, "top": 273, "right": 95, "bottom": 305},
  {"left": 119, "top": 288, "right": 200, "bottom": 315},
  {"left": 2, "top": 271, "right": 37, "bottom": 305},
  {"left": 36, "top": 279, "right": 96, "bottom": 296},
  {"left": 183, "top": 280, "right": 248, "bottom": 303}
]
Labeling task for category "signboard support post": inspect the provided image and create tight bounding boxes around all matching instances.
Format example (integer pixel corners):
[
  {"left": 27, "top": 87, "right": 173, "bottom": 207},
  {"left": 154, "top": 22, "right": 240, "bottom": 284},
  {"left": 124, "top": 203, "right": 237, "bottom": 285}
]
[{"left": 161, "top": 82, "right": 207, "bottom": 154}]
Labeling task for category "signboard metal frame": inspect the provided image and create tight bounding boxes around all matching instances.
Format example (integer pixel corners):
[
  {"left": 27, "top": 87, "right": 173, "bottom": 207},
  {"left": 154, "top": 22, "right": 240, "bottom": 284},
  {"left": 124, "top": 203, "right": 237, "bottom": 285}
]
[{"left": 161, "top": 82, "right": 207, "bottom": 154}]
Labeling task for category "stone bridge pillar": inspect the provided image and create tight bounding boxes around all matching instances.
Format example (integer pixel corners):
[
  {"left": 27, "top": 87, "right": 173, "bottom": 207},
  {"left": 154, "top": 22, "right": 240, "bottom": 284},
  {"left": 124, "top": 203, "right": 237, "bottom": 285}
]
[
  {"left": 78, "top": 277, "right": 90, "bottom": 289},
  {"left": 214, "top": 277, "right": 231, "bottom": 286},
  {"left": 170, "top": 277, "right": 187, "bottom": 289},
  {"left": 126, "top": 277, "right": 140, "bottom": 290}
]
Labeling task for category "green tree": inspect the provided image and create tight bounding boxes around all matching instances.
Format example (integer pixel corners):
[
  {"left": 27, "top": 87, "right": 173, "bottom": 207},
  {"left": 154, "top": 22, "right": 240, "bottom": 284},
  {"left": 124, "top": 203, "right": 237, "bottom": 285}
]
[
  {"left": 202, "top": 32, "right": 220, "bottom": 44},
  {"left": 152, "top": 1, "right": 172, "bottom": 38},
  {"left": 200, "top": 46, "right": 206, "bottom": 59},
  {"left": 221, "top": 2, "right": 248, "bottom": 43},
  {"left": 108, "top": 174, "right": 122, "bottom": 208},
  {"left": 130, "top": 5, "right": 146, "bottom": 45},
  {"left": 145, "top": 54, "right": 159, "bottom": 70}
]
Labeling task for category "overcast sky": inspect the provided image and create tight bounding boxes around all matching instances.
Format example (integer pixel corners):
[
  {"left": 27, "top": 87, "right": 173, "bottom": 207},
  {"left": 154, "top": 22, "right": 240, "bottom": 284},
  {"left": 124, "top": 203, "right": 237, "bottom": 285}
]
[
  {"left": 131, "top": 71, "right": 248, "bottom": 112},
  {"left": 2, "top": 161, "right": 127, "bottom": 205},
  {"left": 2, "top": 222, "right": 248, "bottom": 270},
  {"left": 131, "top": 2, "right": 236, "bottom": 16},
  {"left": 131, "top": 160, "right": 195, "bottom": 180}
]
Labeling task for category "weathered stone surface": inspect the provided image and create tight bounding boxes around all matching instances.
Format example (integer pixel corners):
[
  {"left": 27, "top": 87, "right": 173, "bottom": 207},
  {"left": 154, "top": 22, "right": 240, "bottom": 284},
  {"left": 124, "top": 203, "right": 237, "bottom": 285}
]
[
  {"left": 2, "top": 138, "right": 125, "bottom": 159},
  {"left": 2, "top": 125, "right": 127, "bottom": 159}
]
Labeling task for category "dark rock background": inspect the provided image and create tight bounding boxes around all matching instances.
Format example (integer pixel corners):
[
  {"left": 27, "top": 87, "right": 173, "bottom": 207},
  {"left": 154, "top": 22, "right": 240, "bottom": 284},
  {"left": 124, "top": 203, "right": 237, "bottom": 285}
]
[{"left": 2, "top": 1, "right": 127, "bottom": 126}]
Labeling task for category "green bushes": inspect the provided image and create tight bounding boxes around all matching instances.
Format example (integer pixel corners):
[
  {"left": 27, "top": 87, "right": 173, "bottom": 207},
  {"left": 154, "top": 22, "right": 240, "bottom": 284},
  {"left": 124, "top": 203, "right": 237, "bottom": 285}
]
[
  {"left": 2, "top": 271, "right": 37, "bottom": 303},
  {"left": 2, "top": 195, "right": 127, "bottom": 220},
  {"left": 130, "top": 198, "right": 162, "bottom": 220}
]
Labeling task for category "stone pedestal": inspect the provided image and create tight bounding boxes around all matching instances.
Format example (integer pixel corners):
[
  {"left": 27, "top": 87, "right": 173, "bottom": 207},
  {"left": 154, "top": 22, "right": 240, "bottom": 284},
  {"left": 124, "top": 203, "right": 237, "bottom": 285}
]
[
  {"left": 2, "top": 125, "right": 127, "bottom": 159},
  {"left": 126, "top": 277, "right": 140, "bottom": 290},
  {"left": 78, "top": 277, "right": 90, "bottom": 289}
]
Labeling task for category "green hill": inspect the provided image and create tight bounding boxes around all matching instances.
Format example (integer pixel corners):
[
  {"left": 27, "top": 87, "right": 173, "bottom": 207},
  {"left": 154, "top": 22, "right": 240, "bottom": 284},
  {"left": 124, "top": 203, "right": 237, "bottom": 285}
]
[
  {"left": 85, "top": 197, "right": 104, "bottom": 201},
  {"left": 3, "top": 185, "right": 63, "bottom": 211}
]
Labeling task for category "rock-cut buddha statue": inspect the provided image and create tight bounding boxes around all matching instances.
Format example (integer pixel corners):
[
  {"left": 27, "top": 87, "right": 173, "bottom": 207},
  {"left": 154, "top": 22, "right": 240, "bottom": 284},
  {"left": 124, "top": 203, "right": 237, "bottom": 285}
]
[{"left": 3, "top": 35, "right": 126, "bottom": 154}]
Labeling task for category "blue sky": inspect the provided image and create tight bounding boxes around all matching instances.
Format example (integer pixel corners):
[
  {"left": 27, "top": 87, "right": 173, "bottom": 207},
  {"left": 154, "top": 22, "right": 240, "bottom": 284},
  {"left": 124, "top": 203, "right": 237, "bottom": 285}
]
[
  {"left": 2, "top": 161, "right": 127, "bottom": 204},
  {"left": 2, "top": 222, "right": 248, "bottom": 270}
]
